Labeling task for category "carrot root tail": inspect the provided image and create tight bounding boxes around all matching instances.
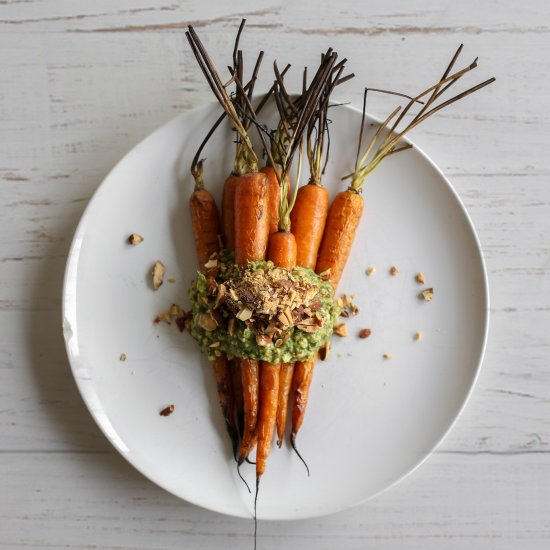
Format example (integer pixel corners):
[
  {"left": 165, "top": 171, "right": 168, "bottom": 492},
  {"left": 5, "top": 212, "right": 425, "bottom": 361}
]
[
  {"left": 290, "top": 433, "right": 310, "bottom": 477},
  {"left": 237, "top": 462, "right": 251, "bottom": 494}
]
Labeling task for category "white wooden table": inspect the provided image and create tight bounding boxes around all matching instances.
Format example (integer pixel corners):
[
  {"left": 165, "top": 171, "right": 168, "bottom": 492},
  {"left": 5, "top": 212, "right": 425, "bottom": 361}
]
[{"left": 1, "top": 1, "right": 549, "bottom": 548}]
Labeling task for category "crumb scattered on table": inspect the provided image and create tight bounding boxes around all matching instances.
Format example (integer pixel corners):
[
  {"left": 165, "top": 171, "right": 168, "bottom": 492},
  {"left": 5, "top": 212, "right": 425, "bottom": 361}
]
[
  {"left": 167, "top": 277, "right": 177, "bottom": 284},
  {"left": 390, "top": 266, "right": 399, "bottom": 277},
  {"left": 366, "top": 266, "right": 376, "bottom": 277},
  {"left": 414, "top": 331, "right": 422, "bottom": 341},
  {"left": 415, "top": 272, "right": 425, "bottom": 284},
  {"left": 383, "top": 353, "right": 393, "bottom": 360},
  {"left": 119, "top": 353, "right": 127, "bottom": 362}
]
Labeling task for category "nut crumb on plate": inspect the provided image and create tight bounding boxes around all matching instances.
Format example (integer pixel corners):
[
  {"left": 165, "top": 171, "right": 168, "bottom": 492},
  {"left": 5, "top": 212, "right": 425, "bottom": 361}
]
[
  {"left": 359, "top": 328, "right": 372, "bottom": 339},
  {"left": 420, "top": 288, "right": 434, "bottom": 301},
  {"left": 414, "top": 331, "right": 422, "bottom": 341},
  {"left": 152, "top": 260, "right": 165, "bottom": 290},
  {"left": 390, "top": 266, "right": 398, "bottom": 276},
  {"left": 167, "top": 277, "right": 177, "bottom": 284},
  {"left": 333, "top": 323, "right": 347, "bottom": 337},
  {"left": 128, "top": 233, "right": 143, "bottom": 245},
  {"left": 119, "top": 353, "right": 127, "bottom": 362},
  {"left": 383, "top": 353, "right": 393, "bottom": 359},
  {"left": 159, "top": 404, "right": 175, "bottom": 417},
  {"left": 415, "top": 272, "right": 425, "bottom": 284},
  {"left": 366, "top": 266, "right": 376, "bottom": 277}
]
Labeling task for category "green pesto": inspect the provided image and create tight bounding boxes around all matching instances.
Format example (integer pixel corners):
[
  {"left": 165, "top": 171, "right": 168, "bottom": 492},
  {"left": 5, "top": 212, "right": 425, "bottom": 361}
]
[{"left": 188, "top": 258, "right": 340, "bottom": 362}]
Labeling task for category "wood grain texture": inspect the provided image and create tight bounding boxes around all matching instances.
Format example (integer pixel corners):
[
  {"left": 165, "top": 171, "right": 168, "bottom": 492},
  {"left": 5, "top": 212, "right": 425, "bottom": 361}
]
[{"left": 1, "top": 0, "right": 549, "bottom": 547}]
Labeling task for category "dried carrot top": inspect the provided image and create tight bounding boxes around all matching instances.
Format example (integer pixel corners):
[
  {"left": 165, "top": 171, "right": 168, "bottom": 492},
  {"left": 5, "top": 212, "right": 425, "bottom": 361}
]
[{"left": 188, "top": 253, "right": 340, "bottom": 363}]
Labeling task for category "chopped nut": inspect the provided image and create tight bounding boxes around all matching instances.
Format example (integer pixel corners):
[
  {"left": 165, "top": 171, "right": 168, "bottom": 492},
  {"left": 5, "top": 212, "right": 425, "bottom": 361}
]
[
  {"left": 350, "top": 304, "right": 359, "bottom": 316},
  {"left": 175, "top": 311, "right": 192, "bottom": 333},
  {"left": 167, "top": 277, "right": 177, "bottom": 284},
  {"left": 390, "top": 266, "right": 398, "bottom": 277},
  {"left": 209, "top": 341, "right": 220, "bottom": 348},
  {"left": 119, "top": 353, "right": 127, "bottom": 362},
  {"left": 366, "top": 266, "right": 376, "bottom": 277},
  {"left": 420, "top": 288, "right": 434, "bottom": 301},
  {"left": 359, "top": 328, "right": 372, "bottom": 339},
  {"left": 333, "top": 323, "right": 348, "bottom": 337},
  {"left": 198, "top": 312, "right": 218, "bottom": 331},
  {"left": 169, "top": 304, "right": 182, "bottom": 318},
  {"left": 414, "top": 331, "right": 422, "bottom": 341},
  {"left": 256, "top": 334, "right": 272, "bottom": 347},
  {"left": 319, "top": 268, "right": 331, "bottom": 281},
  {"left": 340, "top": 310, "right": 350, "bottom": 318},
  {"left": 236, "top": 307, "right": 253, "bottom": 321},
  {"left": 415, "top": 272, "right": 425, "bottom": 285},
  {"left": 213, "top": 284, "right": 226, "bottom": 309},
  {"left": 154, "top": 311, "right": 172, "bottom": 325},
  {"left": 159, "top": 404, "right": 175, "bottom": 417},
  {"left": 383, "top": 353, "right": 393, "bottom": 359},
  {"left": 319, "top": 341, "right": 330, "bottom": 361},
  {"left": 151, "top": 261, "right": 165, "bottom": 290},
  {"left": 204, "top": 258, "right": 218, "bottom": 269},
  {"left": 128, "top": 233, "right": 143, "bottom": 245},
  {"left": 274, "top": 338, "right": 284, "bottom": 348}
]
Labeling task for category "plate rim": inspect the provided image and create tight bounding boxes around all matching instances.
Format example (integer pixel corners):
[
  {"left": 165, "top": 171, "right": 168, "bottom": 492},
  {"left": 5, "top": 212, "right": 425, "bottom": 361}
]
[{"left": 62, "top": 100, "right": 490, "bottom": 521}]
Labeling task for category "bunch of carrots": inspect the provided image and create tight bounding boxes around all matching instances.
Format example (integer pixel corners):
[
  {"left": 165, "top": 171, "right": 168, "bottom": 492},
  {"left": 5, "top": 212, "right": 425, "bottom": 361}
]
[{"left": 185, "top": 20, "right": 494, "bottom": 511}]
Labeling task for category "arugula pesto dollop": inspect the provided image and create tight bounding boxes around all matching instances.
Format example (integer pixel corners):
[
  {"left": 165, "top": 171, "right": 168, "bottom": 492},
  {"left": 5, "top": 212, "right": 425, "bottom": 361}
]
[{"left": 189, "top": 256, "right": 339, "bottom": 362}]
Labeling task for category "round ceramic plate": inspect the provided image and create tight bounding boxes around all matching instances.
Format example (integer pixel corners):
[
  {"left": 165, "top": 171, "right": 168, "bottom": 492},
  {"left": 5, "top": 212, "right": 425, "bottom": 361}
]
[{"left": 63, "top": 101, "right": 488, "bottom": 520}]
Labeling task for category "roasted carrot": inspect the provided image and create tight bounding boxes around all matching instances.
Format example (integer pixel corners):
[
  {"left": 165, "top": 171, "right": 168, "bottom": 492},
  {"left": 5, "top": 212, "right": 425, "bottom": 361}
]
[
  {"left": 276, "top": 362, "right": 294, "bottom": 447},
  {"left": 260, "top": 165, "right": 288, "bottom": 237},
  {"left": 290, "top": 356, "right": 315, "bottom": 447},
  {"left": 315, "top": 190, "right": 364, "bottom": 290},
  {"left": 234, "top": 172, "right": 270, "bottom": 267},
  {"left": 256, "top": 362, "right": 281, "bottom": 477},
  {"left": 189, "top": 163, "right": 222, "bottom": 271},
  {"left": 238, "top": 358, "right": 260, "bottom": 464},
  {"left": 212, "top": 355, "right": 238, "bottom": 457},
  {"left": 290, "top": 183, "right": 329, "bottom": 269}
]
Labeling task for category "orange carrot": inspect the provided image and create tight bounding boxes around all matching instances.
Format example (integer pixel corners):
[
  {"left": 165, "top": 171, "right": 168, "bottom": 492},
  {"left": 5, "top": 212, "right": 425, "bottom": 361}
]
[
  {"left": 289, "top": 356, "right": 316, "bottom": 459},
  {"left": 256, "top": 230, "right": 297, "bottom": 477},
  {"left": 189, "top": 174, "right": 222, "bottom": 270},
  {"left": 276, "top": 362, "right": 294, "bottom": 447},
  {"left": 234, "top": 172, "right": 270, "bottom": 267},
  {"left": 256, "top": 362, "right": 281, "bottom": 477},
  {"left": 212, "top": 355, "right": 238, "bottom": 458},
  {"left": 238, "top": 358, "right": 260, "bottom": 464},
  {"left": 316, "top": 190, "right": 364, "bottom": 291},
  {"left": 290, "top": 183, "right": 329, "bottom": 269}
]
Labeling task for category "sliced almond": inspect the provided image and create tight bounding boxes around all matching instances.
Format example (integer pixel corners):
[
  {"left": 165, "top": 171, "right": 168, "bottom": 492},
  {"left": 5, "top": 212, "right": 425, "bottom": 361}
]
[
  {"left": 198, "top": 312, "right": 218, "bottom": 331},
  {"left": 236, "top": 307, "right": 253, "bottom": 322}
]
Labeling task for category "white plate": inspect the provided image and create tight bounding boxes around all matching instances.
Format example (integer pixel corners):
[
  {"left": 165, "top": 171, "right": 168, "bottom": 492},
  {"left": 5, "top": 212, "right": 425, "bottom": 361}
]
[{"left": 63, "top": 101, "right": 488, "bottom": 520}]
